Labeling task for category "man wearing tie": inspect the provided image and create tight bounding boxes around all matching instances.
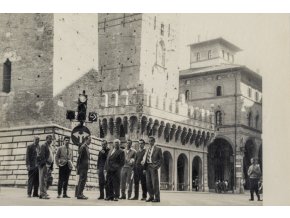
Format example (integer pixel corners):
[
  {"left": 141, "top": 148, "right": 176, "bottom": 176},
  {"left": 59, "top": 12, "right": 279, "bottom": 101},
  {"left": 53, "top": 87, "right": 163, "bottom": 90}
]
[
  {"left": 142, "top": 136, "right": 163, "bottom": 203},
  {"left": 55, "top": 136, "right": 73, "bottom": 198},
  {"left": 129, "top": 139, "right": 147, "bottom": 200},
  {"left": 104, "top": 139, "right": 125, "bottom": 201},
  {"left": 76, "top": 136, "right": 91, "bottom": 200},
  {"left": 120, "top": 139, "right": 136, "bottom": 200}
]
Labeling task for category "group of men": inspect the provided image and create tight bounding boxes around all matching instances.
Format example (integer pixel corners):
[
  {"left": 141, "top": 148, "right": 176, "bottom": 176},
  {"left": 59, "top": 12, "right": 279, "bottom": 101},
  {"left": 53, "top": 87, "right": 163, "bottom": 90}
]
[
  {"left": 97, "top": 136, "right": 163, "bottom": 202},
  {"left": 26, "top": 134, "right": 163, "bottom": 203}
]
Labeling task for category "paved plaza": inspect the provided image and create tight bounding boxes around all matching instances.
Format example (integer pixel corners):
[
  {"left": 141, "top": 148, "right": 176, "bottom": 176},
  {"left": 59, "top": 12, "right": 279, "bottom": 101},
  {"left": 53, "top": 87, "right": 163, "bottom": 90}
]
[{"left": 0, "top": 187, "right": 263, "bottom": 206}]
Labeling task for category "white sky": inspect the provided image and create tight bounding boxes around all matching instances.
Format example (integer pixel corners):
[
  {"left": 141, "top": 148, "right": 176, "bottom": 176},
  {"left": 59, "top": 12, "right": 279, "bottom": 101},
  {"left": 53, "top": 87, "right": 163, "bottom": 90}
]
[{"left": 53, "top": 13, "right": 290, "bottom": 95}]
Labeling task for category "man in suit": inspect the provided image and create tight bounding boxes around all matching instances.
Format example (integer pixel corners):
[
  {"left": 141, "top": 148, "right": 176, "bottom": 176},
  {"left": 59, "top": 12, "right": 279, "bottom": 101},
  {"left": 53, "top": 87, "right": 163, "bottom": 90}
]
[
  {"left": 97, "top": 139, "right": 110, "bottom": 200},
  {"left": 55, "top": 136, "right": 73, "bottom": 198},
  {"left": 120, "top": 139, "right": 136, "bottom": 199},
  {"left": 26, "top": 136, "right": 40, "bottom": 198},
  {"left": 142, "top": 136, "right": 163, "bottom": 203},
  {"left": 104, "top": 139, "right": 125, "bottom": 201},
  {"left": 129, "top": 139, "right": 147, "bottom": 200},
  {"left": 38, "top": 135, "right": 53, "bottom": 199},
  {"left": 76, "top": 136, "right": 91, "bottom": 200}
]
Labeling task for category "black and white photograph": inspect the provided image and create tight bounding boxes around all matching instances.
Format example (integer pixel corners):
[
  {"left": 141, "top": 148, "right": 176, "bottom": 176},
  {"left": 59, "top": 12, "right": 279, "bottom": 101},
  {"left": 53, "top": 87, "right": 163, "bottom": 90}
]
[{"left": 0, "top": 1, "right": 290, "bottom": 208}]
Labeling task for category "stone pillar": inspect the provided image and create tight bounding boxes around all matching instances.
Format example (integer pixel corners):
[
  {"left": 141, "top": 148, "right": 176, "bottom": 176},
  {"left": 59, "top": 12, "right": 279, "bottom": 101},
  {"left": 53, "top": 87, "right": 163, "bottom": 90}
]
[
  {"left": 173, "top": 149, "right": 177, "bottom": 191},
  {"left": 235, "top": 150, "right": 244, "bottom": 194},
  {"left": 202, "top": 151, "right": 209, "bottom": 192},
  {"left": 189, "top": 152, "right": 192, "bottom": 191}
]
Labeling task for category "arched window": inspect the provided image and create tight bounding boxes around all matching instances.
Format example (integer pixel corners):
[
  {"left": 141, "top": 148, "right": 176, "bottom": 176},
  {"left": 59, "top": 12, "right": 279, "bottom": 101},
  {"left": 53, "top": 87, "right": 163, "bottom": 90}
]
[
  {"left": 255, "top": 92, "right": 259, "bottom": 101},
  {"left": 185, "top": 90, "right": 190, "bottom": 101},
  {"left": 3, "top": 59, "right": 11, "bottom": 93},
  {"left": 255, "top": 114, "right": 259, "bottom": 129},
  {"left": 215, "top": 111, "right": 222, "bottom": 126},
  {"left": 248, "top": 87, "right": 252, "bottom": 98},
  {"left": 161, "top": 23, "right": 164, "bottom": 36},
  {"left": 248, "top": 111, "right": 252, "bottom": 127},
  {"left": 196, "top": 52, "right": 200, "bottom": 61},
  {"left": 208, "top": 50, "right": 212, "bottom": 59},
  {"left": 216, "top": 86, "right": 222, "bottom": 96},
  {"left": 157, "top": 40, "right": 165, "bottom": 67}
]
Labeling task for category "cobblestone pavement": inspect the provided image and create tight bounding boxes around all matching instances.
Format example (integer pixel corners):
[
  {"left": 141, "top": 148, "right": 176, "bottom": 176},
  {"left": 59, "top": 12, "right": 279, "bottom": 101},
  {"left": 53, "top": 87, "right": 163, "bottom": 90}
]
[{"left": 0, "top": 187, "right": 263, "bottom": 206}]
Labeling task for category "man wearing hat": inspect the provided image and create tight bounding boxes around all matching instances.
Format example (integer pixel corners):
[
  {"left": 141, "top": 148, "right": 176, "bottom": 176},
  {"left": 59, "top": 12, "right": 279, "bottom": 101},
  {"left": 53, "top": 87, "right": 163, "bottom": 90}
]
[
  {"left": 55, "top": 136, "right": 73, "bottom": 198},
  {"left": 247, "top": 157, "right": 262, "bottom": 201},
  {"left": 142, "top": 136, "right": 163, "bottom": 203}
]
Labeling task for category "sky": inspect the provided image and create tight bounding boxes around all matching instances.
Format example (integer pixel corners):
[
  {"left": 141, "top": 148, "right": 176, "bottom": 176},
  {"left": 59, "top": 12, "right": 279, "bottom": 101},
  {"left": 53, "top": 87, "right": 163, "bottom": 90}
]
[{"left": 53, "top": 14, "right": 290, "bottom": 95}]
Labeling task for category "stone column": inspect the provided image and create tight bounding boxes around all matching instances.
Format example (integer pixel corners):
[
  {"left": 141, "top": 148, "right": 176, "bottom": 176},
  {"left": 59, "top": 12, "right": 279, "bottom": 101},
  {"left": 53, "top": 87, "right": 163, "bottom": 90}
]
[
  {"left": 235, "top": 150, "right": 244, "bottom": 194},
  {"left": 189, "top": 152, "right": 192, "bottom": 191},
  {"left": 173, "top": 149, "right": 177, "bottom": 191}
]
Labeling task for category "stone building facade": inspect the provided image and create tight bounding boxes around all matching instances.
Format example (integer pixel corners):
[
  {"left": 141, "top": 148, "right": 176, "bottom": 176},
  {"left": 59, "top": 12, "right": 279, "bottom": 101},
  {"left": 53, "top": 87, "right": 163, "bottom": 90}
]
[
  {"left": 97, "top": 14, "right": 215, "bottom": 191},
  {"left": 179, "top": 38, "right": 262, "bottom": 192}
]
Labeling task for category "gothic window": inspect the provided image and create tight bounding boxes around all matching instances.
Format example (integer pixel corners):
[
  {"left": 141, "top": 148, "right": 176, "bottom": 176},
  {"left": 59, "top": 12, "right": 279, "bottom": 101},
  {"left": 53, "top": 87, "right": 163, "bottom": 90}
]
[
  {"left": 248, "top": 87, "right": 252, "bottom": 98},
  {"left": 248, "top": 111, "right": 252, "bottom": 127},
  {"left": 255, "top": 114, "right": 259, "bottom": 129},
  {"left": 168, "top": 24, "right": 171, "bottom": 37},
  {"left": 216, "top": 86, "right": 222, "bottom": 96},
  {"left": 208, "top": 50, "right": 212, "bottom": 59},
  {"left": 215, "top": 111, "right": 222, "bottom": 126},
  {"left": 185, "top": 90, "right": 190, "bottom": 101},
  {"left": 3, "top": 59, "right": 11, "bottom": 93},
  {"left": 157, "top": 40, "right": 165, "bottom": 67},
  {"left": 161, "top": 23, "right": 164, "bottom": 36},
  {"left": 196, "top": 52, "right": 200, "bottom": 61},
  {"left": 227, "top": 52, "right": 230, "bottom": 60},
  {"left": 222, "top": 50, "right": 225, "bottom": 58},
  {"left": 255, "top": 91, "right": 259, "bottom": 101}
]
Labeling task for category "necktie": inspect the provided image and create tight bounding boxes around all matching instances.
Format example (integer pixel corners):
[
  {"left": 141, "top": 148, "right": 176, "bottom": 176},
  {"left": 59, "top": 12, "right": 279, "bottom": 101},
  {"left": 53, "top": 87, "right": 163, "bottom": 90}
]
[{"left": 147, "top": 147, "right": 152, "bottom": 163}]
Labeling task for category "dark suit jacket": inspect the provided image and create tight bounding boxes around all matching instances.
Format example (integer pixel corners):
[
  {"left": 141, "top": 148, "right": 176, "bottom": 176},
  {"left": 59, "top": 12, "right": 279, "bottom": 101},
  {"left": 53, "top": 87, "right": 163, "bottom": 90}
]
[
  {"left": 144, "top": 146, "right": 163, "bottom": 170},
  {"left": 105, "top": 149, "right": 125, "bottom": 172},
  {"left": 26, "top": 143, "right": 39, "bottom": 170},
  {"left": 76, "top": 144, "right": 90, "bottom": 173}
]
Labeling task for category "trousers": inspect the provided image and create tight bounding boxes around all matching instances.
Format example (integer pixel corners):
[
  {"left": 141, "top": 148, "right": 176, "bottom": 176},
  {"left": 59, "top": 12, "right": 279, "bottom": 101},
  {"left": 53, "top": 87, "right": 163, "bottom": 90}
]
[
  {"left": 58, "top": 163, "right": 71, "bottom": 196},
  {"left": 249, "top": 178, "right": 260, "bottom": 200},
  {"left": 27, "top": 167, "right": 39, "bottom": 196},
  {"left": 98, "top": 167, "right": 107, "bottom": 198},
  {"left": 120, "top": 167, "right": 133, "bottom": 197},
  {"left": 133, "top": 166, "right": 147, "bottom": 198},
  {"left": 146, "top": 165, "right": 160, "bottom": 200},
  {"left": 39, "top": 165, "right": 48, "bottom": 197},
  {"left": 106, "top": 169, "right": 121, "bottom": 199},
  {"left": 77, "top": 169, "right": 88, "bottom": 197}
]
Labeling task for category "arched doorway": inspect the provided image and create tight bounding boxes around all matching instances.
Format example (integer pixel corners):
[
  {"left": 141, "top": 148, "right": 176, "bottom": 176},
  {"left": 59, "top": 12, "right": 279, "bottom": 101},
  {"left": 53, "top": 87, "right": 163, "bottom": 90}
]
[
  {"left": 177, "top": 154, "right": 188, "bottom": 191},
  {"left": 243, "top": 139, "right": 258, "bottom": 189},
  {"left": 192, "top": 156, "right": 202, "bottom": 191},
  {"left": 161, "top": 151, "right": 173, "bottom": 190},
  {"left": 208, "top": 138, "right": 234, "bottom": 191}
]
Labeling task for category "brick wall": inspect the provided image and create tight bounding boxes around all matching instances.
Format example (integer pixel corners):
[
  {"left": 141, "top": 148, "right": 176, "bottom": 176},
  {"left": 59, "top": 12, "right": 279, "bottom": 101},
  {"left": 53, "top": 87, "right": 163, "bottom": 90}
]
[
  {"left": 0, "top": 124, "right": 102, "bottom": 188},
  {"left": 0, "top": 14, "right": 54, "bottom": 128}
]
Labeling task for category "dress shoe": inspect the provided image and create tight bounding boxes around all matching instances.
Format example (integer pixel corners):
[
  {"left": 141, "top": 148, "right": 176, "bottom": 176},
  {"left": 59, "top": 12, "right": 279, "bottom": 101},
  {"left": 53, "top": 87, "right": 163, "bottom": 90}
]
[
  {"left": 152, "top": 199, "right": 160, "bottom": 203},
  {"left": 105, "top": 197, "right": 113, "bottom": 201},
  {"left": 141, "top": 197, "right": 146, "bottom": 201},
  {"left": 57, "top": 195, "right": 61, "bottom": 198},
  {"left": 258, "top": 199, "right": 263, "bottom": 201},
  {"left": 39, "top": 195, "right": 50, "bottom": 199},
  {"left": 146, "top": 198, "right": 154, "bottom": 202},
  {"left": 113, "top": 198, "right": 118, "bottom": 201},
  {"left": 98, "top": 196, "right": 104, "bottom": 200},
  {"left": 119, "top": 195, "right": 126, "bottom": 200},
  {"left": 63, "top": 195, "right": 71, "bottom": 198},
  {"left": 77, "top": 195, "right": 88, "bottom": 200},
  {"left": 129, "top": 197, "right": 138, "bottom": 200},
  {"left": 32, "top": 194, "right": 39, "bottom": 197},
  {"left": 249, "top": 199, "right": 254, "bottom": 201}
]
